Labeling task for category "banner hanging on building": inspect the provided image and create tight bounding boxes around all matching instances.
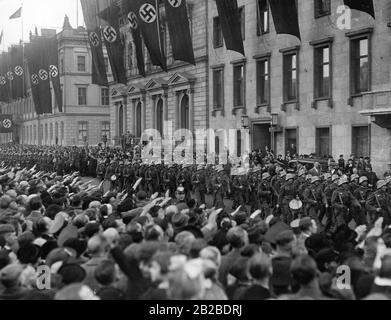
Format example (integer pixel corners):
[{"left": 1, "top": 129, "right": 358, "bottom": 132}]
[
  {"left": 25, "top": 42, "right": 42, "bottom": 114},
  {"left": 98, "top": 2, "right": 127, "bottom": 85},
  {"left": 343, "top": 0, "right": 375, "bottom": 19},
  {"left": 0, "top": 53, "right": 10, "bottom": 103},
  {"left": 0, "top": 115, "right": 13, "bottom": 133},
  {"left": 133, "top": 0, "right": 167, "bottom": 72},
  {"left": 164, "top": 0, "right": 195, "bottom": 65},
  {"left": 35, "top": 37, "right": 53, "bottom": 114},
  {"left": 45, "top": 37, "right": 63, "bottom": 113},
  {"left": 122, "top": 0, "right": 146, "bottom": 77},
  {"left": 9, "top": 45, "right": 26, "bottom": 99},
  {"left": 269, "top": 0, "right": 301, "bottom": 40},
  {"left": 215, "top": 0, "right": 245, "bottom": 55},
  {"left": 80, "top": 0, "right": 109, "bottom": 86}
]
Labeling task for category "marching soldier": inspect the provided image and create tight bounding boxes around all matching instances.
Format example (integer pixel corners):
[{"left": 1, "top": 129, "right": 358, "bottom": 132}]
[
  {"left": 212, "top": 166, "right": 229, "bottom": 209},
  {"left": 191, "top": 165, "right": 206, "bottom": 205},
  {"left": 248, "top": 168, "right": 261, "bottom": 212},
  {"left": 258, "top": 172, "right": 273, "bottom": 219},
  {"left": 331, "top": 177, "right": 361, "bottom": 231},
  {"left": 96, "top": 159, "right": 106, "bottom": 182},
  {"left": 303, "top": 176, "right": 328, "bottom": 224},
  {"left": 366, "top": 180, "right": 391, "bottom": 226},
  {"left": 349, "top": 174, "right": 360, "bottom": 194},
  {"left": 278, "top": 173, "right": 297, "bottom": 223},
  {"left": 354, "top": 176, "right": 372, "bottom": 225}
]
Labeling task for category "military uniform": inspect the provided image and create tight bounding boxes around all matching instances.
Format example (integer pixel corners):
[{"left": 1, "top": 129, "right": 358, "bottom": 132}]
[
  {"left": 191, "top": 167, "right": 206, "bottom": 205},
  {"left": 366, "top": 180, "right": 391, "bottom": 226}
]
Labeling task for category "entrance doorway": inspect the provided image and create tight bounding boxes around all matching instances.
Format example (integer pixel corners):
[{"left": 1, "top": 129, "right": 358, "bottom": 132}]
[{"left": 252, "top": 123, "right": 271, "bottom": 154}]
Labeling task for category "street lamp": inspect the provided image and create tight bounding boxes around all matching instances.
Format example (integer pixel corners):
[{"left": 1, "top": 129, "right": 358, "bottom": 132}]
[
  {"left": 270, "top": 113, "right": 280, "bottom": 154},
  {"left": 241, "top": 115, "right": 249, "bottom": 129}
]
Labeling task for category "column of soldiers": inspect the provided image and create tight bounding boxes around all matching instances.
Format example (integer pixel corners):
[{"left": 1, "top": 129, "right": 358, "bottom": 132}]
[{"left": 0, "top": 143, "right": 390, "bottom": 232}]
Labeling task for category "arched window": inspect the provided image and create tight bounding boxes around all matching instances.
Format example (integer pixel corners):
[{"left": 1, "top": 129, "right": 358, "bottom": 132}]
[
  {"left": 156, "top": 98, "right": 163, "bottom": 135},
  {"left": 180, "top": 94, "right": 189, "bottom": 130},
  {"left": 135, "top": 102, "right": 142, "bottom": 138}
]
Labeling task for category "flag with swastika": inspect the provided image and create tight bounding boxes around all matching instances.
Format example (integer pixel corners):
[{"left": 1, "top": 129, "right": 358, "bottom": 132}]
[{"left": 0, "top": 115, "right": 13, "bottom": 133}]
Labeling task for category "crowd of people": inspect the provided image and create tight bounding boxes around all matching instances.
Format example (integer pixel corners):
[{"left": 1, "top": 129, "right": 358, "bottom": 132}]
[{"left": 0, "top": 143, "right": 390, "bottom": 300}]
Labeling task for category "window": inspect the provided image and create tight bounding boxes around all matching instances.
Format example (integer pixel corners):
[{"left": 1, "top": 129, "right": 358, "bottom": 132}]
[
  {"left": 135, "top": 102, "right": 142, "bottom": 138},
  {"left": 101, "top": 122, "right": 110, "bottom": 140},
  {"left": 352, "top": 126, "right": 370, "bottom": 158},
  {"left": 101, "top": 88, "right": 110, "bottom": 106},
  {"left": 213, "top": 68, "right": 224, "bottom": 109},
  {"left": 316, "top": 127, "right": 331, "bottom": 158},
  {"left": 78, "top": 87, "right": 87, "bottom": 105},
  {"left": 283, "top": 52, "right": 298, "bottom": 102},
  {"left": 77, "top": 56, "right": 86, "bottom": 72},
  {"left": 180, "top": 95, "right": 190, "bottom": 130},
  {"left": 257, "top": 0, "right": 269, "bottom": 35},
  {"left": 285, "top": 128, "right": 297, "bottom": 155},
  {"left": 215, "top": 136, "right": 220, "bottom": 155},
  {"left": 104, "top": 57, "right": 109, "bottom": 73},
  {"left": 233, "top": 63, "right": 245, "bottom": 107},
  {"left": 50, "top": 123, "right": 53, "bottom": 142},
  {"left": 239, "top": 6, "right": 245, "bottom": 40},
  {"left": 351, "top": 37, "right": 370, "bottom": 94},
  {"left": 213, "top": 17, "right": 223, "bottom": 48},
  {"left": 45, "top": 124, "right": 48, "bottom": 144},
  {"left": 315, "top": 0, "right": 331, "bottom": 18},
  {"left": 314, "top": 45, "right": 331, "bottom": 99},
  {"left": 156, "top": 99, "right": 164, "bottom": 135},
  {"left": 236, "top": 130, "right": 242, "bottom": 157},
  {"left": 256, "top": 58, "right": 270, "bottom": 105},
  {"left": 78, "top": 122, "right": 88, "bottom": 142}
]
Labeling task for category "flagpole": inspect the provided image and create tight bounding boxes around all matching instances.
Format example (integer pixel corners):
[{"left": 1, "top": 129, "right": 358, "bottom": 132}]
[{"left": 21, "top": 2, "right": 25, "bottom": 99}]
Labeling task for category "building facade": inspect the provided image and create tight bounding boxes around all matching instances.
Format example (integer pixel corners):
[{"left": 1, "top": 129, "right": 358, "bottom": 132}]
[
  {"left": 0, "top": 17, "right": 111, "bottom": 147},
  {"left": 209, "top": 0, "right": 391, "bottom": 174},
  {"left": 109, "top": 0, "right": 209, "bottom": 151}
]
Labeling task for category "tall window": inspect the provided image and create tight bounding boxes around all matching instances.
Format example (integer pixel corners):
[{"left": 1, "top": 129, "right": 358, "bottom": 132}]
[
  {"left": 45, "top": 124, "right": 48, "bottom": 144},
  {"left": 136, "top": 102, "right": 142, "bottom": 138},
  {"left": 236, "top": 130, "right": 242, "bottom": 157},
  {"left": 180, "top": 95, "right": 190, "bottom": 130},
  {"left": 156, "top": 99, "right": 164, "bottom": 135},
  {"left": 213, "top": 68, "right": 224, "bottom": 109},
  {"left": 314, "top": 45, "right": 331, "bottom": 99},
  {"left": 78, "top": 87, "right": 87, "bottom": 105},
  {"left": 283, "top": 52, "right": 298, "bottom": 102},
  {"left": 351, "top": 37, "right": 370, "bottom": 94},
  {"left": 314, "top": 0, "right": 331, "bottom": 18},
  {"left": 101, "top": 88, "right": 110, "bottom": 106},
  {"left": 61, "top": 122, "right": 64, "bottom": 143},
  {"left": 50, "top": 123, "right": 53, "bottom": 143},
  {"left": 285, "top": 129, "right": 297, "bottom": 155},
  {"left": 77, "top": 56, "right": 86, "bottom": 72},
  {"left": 213, "top": 17, "right": 223, "bottom": 48},
  {"left": 352, "top": 126, "right": 370, "bottom": 158},
  {"left": 257, "top": 0, "right": 269, "bottom": 35},
  {"left": 101, "top": 122, "right": 110, "bottom": 140},
  {"left": 316, "top": 127, "right": 331, "bottom": 158},
  {"left": 233, "top": 63, "right": 245, "bottom": 107},
  {"left": 104, "top": 57, "right": 109, "bottom": 73},
  {"left": 78, "top": 122, "right": 88, "bottom": 142},
  {"left": 239, "top": 6, "right": 245, "bottom": 40},
  {"left": 256, "top": 58, "right": 270, "bottom": 105}
]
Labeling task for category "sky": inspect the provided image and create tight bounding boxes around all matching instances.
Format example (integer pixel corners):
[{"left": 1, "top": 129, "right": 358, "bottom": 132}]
[{"left": 0, "top": 0, "right": 85, "bottom": 51}]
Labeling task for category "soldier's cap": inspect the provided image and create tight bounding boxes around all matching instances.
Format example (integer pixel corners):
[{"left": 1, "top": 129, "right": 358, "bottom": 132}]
[
  {"left": 377, "top": 180, "right": 387, "bottom": 190},
  {"left": 359, "top": 176, "right": 368, "bottom": 185},
  {"left": 280, "top": 170, "right": 287, "bottom": 177},
  {"left": 298, "top": 169, "right": 306, "bottom": 177},
  {"left": 197, "top": 165, "right": 204, "bottom": 171},
  {"left": 306, "top": 175, "right": 312, "bottom": 181},
  {"left": 332, "top": 174, "right": 339, "bottom": 182},
  {"left": 351, "top": 174, "right": 359, "bottom": 181},
  {"left": 177, "top": 186, "right": 185, "bottom": 193},
  {"left": 262, "top": 172, "right": 271, "bottom": 180},
  {"left": 338, "top": 177, "right": 348, "bottom": 186},
  {"left": 311, "top": 176, "right": 320, "bottom": 184},
  {"left": 386, "top": 176, "right": 391, "bottom": 185},
  {"left": 0, "top": 264, "right": 23, "bottom": 283},
  {"left": 323, "top": 173, "right": 331, "bottom": 180},
  {"left": 286, "top": 173, "right": 296, "bottom": 181},
  {"left": 0, "top": 224, "right": 15, "bottom": 236},
  {"left": 290, "top": 219, "right": 300, "bottom": 229}
]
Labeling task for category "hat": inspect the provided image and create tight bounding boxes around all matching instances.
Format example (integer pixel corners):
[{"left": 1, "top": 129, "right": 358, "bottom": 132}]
[
  {"left": 323, "top": 173, "right": 331, "bottom": 180},
  {"left": 351, "top": 174, "right": 359, "bottom": 181},
  {"left": 171, "top": 212, "right": 189, "bottom": 228},
  {"left": 89, "top": 201, "right": 101, "bottom": 209},
  {"left": 332, "top": 175, "right": 339, "bottom": 182},
  {"left": 57, "top": 225, "right": 79, "bottom": 247},
  {"left": 377, "top": 180, "right": 387, "bottom": 190},
  {"left": 338, "top": 177, "right": 348, "bottom": 186},
  {"left": 19, "top": 181, "right": 29, "bottom": 189},
  {"left": 386, "top": 176, "right": 391, "bottom": 185},
  {"left": 286, "top": 173, "right": 296, "bottom": 181},
  {"left": 359, "top": 176, "right": 368, "bottom": 185},
  {"left": 262, "top": 172, "right": 271, "bottom": 180},
  {"left": 298, "top": 169, "right": 306, "bottom": 177},
  {"left": 311, "top": 176, "right": 320, "bottom": 184},
  {"left": 280, "top": 171, "right": 287, "bottom": 178},
  {"left": 0, "top": 224, "right": 15, "bottom": 236},
  {"left": 17, "top": 244, "right": 41, "bottom": 264},
  {"left": 306, "top": 175, "right": 312, "bottom": 181},
  {"left": 0, "top": 264, "right": 23, "bottom": 283}
]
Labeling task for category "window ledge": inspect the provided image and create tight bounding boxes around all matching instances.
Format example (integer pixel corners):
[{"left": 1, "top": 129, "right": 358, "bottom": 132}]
[
  {"left": 281, "top": 101, "right": 300, "bottom": 112},
  {"left": 212, "top": 108, "right": 225, "bottom": 117},
  {"left": 312, "top": 98, "right": 333, "bottom": 109},
  {"left": 232, "top": 106, "right": 246, "bottom": 116},
  {"left": 255, "top": 104, "right": 271, "bottom": 114},
  {"left": 348, "top": 94, "right": 365, "bottom": 106}
]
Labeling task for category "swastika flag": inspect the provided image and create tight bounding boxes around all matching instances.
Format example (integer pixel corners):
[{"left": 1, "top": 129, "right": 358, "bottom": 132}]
[{"left": 0, "top": 115, "right": 13, "bottom": 133}]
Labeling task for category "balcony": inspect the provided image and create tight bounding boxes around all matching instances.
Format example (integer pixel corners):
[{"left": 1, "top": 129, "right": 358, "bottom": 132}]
[{"left": 360, "top": 90, "right": 391, "bottom": 129}]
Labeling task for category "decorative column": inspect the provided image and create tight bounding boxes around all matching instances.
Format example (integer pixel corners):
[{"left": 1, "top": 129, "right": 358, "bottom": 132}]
[{"left": 188, "top": 87, "right": 194, "bottom": 133}]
